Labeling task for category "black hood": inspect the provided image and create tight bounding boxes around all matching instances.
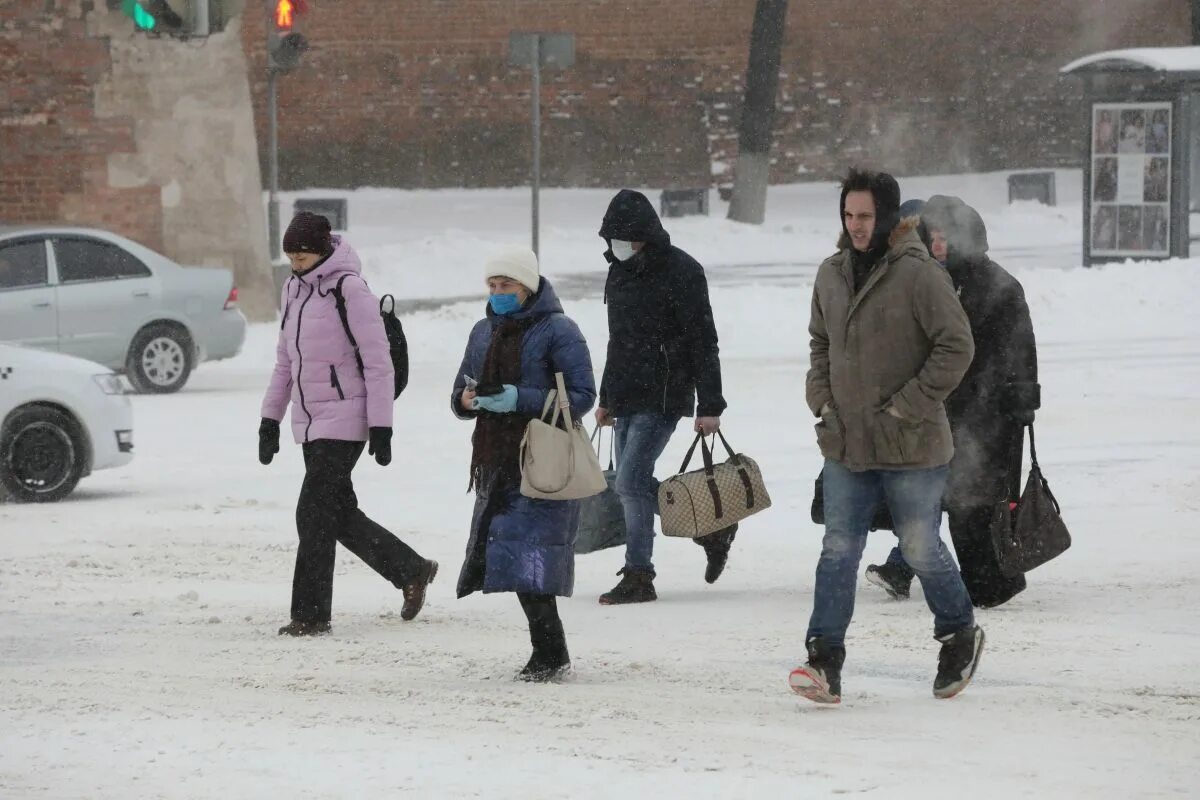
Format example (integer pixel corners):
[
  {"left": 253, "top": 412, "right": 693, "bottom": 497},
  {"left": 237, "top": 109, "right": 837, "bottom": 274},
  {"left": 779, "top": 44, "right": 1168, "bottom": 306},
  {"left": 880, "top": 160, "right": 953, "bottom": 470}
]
[
  {"left": 599, "top": 190, "right": 672, "bottom": 251},
  {"left": 839, "top": 172, "right": 902, "bottom": 256},
  {"left": 921, "top": 195, "right": 989, "bottom": 263}
]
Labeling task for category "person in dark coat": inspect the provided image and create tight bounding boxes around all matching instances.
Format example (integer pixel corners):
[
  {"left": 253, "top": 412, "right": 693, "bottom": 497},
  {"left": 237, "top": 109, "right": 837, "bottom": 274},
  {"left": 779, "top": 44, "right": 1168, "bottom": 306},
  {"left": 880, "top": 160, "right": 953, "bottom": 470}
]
[
  {"left": 865, "top": 195, "right": 1040, "bottom": 609},
  {"left": 594, "top": 189, "right": 733, "bottom": 605},
  {"left": 260, "top": 212, "right": 438, "bottom": 637},
  {"left": 450, "top": 246, "right": 596, "bottom": 682}
]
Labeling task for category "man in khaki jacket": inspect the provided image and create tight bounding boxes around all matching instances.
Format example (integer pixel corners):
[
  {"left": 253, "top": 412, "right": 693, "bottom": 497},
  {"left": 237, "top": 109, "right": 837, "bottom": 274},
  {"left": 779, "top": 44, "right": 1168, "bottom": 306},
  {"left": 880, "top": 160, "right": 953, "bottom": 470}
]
[{"left": 788, "top": 168, "right": 985, "bottom": 705}]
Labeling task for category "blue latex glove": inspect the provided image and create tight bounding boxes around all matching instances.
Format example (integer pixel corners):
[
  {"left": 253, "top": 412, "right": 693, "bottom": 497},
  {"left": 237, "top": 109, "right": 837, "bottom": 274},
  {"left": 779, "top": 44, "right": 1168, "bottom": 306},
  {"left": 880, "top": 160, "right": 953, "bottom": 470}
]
[{"left": 472, "top": 384, "right": 519, "bottom": 413}]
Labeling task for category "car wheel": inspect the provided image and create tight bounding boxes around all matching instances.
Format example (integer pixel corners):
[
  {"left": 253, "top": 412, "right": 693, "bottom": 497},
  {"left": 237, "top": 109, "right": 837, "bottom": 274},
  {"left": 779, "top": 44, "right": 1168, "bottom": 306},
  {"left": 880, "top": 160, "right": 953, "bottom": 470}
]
[
  {"left": 127, "top": 324, "right": 193, "bottom": 394},
  {"left": 0, "top": 406, "right": 86, "bottom": 503}
]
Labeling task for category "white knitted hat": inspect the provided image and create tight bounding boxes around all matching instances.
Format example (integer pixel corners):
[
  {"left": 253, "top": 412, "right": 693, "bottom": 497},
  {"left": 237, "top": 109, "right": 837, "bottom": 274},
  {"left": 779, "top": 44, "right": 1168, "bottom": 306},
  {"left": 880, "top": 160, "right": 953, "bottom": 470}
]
[{"left": 483, "top": 246, "right": 541, "bottom": 293}]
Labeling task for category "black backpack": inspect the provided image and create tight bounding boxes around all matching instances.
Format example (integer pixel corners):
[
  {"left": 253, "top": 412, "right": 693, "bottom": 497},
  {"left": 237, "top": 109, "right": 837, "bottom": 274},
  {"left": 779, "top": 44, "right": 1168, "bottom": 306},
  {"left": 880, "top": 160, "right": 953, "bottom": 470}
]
[{"left": 330, "top": 275, "right": 409, "bottom": 399}]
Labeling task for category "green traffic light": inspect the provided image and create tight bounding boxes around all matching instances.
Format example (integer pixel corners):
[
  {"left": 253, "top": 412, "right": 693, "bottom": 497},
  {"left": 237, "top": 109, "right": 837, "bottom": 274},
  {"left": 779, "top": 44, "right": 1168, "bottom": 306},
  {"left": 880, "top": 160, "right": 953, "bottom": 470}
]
[{"left": 121, "top": 0, "right": 157, "bottom": 30}]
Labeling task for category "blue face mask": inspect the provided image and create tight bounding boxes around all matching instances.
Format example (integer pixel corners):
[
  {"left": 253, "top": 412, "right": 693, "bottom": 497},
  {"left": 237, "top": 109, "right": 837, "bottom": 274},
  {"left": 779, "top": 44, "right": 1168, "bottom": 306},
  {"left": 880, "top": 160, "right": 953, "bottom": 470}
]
[{"left": 489, "top": 292, "right": 523, "bottom": 316}]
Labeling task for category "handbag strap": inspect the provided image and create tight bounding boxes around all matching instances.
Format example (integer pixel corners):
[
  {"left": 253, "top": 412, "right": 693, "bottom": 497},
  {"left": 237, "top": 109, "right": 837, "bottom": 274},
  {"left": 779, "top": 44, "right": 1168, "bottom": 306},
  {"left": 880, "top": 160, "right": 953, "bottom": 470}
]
[
  {"left": 1025, "top": 422, "right": 1062, "bottom": 515},
  {"left": 1027, "top": 422, "right": 1040, "bottom": 470},
  {"left": 552, "top": 372, "right": 570, "bottom": 430},
  {"left": 540, "top": 372, "right": 572, "bottom": 431},
  {"left": 1002, "top": 426, "right": 1025, "bottom": 502}
]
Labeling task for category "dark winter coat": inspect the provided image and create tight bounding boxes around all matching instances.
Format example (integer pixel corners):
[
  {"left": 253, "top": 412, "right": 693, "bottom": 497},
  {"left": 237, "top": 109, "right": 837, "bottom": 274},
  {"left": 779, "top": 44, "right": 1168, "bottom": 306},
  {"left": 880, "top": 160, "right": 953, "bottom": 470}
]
[
  {"left": 450, "top": 279, "right": 597, "bottom": 598},
  {"left": 598, "top": 190, "right": 727, "bottom": 419},
  {"left": 920, "top": 196, "right": 1040, "bottom": 509}
]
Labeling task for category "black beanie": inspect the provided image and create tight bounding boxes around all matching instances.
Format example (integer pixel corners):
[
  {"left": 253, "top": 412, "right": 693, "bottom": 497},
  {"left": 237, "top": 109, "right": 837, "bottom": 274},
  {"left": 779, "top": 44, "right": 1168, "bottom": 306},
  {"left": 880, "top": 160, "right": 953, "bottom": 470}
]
[{"left": 282, "top": 212, "right": 333, "bottom": 255}]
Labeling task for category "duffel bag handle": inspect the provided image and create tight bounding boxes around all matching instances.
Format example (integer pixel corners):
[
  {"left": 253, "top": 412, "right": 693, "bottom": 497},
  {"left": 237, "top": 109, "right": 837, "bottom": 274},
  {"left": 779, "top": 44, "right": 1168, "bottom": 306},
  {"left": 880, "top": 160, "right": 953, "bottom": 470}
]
[
  {"left": 678, "top": 432, "right": 717, "bottom": 475},
  {"left": 590, "top": 423, "right": 615, "bottom": 470},
  {"left": 715, "top": 429, "right": 757, "bottom": 510}
]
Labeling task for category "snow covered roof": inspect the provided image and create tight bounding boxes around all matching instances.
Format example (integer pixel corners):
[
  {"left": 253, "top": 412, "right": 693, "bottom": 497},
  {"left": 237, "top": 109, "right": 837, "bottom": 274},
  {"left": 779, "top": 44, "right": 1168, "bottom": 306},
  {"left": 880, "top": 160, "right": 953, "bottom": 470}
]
[{"left": 1061, "top": 47, "right": 1200, "bottom": 76}]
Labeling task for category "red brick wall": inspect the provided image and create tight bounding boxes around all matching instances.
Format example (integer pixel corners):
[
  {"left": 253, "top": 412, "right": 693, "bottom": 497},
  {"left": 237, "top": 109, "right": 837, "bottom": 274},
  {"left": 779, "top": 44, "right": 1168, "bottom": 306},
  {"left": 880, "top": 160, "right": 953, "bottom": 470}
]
[
  {"left": 0, "top": 1, "right": 163, "bottom": 249},
  {"left": 243, "top": 0, "right": 1190, "bottom": 190}
]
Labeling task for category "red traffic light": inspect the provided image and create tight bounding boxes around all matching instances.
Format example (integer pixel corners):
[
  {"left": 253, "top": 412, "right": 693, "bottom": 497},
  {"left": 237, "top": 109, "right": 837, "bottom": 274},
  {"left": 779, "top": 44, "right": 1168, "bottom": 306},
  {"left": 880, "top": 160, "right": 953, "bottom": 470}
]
[{"left": 275, "top": 0, "right": 295, "bottom": 31}]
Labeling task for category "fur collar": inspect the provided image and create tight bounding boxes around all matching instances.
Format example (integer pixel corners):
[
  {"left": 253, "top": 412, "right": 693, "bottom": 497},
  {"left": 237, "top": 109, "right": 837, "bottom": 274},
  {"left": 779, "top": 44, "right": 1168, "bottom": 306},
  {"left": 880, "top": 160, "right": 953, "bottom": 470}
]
[{"left": 836, "top": 215, "right": 922, "bottom": 253}]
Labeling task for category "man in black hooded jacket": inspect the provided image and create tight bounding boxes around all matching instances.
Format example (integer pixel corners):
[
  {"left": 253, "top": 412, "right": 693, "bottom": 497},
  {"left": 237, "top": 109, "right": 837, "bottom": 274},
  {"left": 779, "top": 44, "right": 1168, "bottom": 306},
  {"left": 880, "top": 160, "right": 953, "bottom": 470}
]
[
  {"left": 865, "top": 195, "right": 1040, "bottom": 609},
  {"left": 594, "top": 189, "right": 732, "bottom": 604}
]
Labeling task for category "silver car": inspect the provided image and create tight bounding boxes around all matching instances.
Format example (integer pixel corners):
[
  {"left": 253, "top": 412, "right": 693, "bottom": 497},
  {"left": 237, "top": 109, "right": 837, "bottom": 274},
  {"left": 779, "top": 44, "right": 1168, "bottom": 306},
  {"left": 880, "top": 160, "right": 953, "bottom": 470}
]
[{"left": 0, "top": 226, "right": 246, "bottom": 393}]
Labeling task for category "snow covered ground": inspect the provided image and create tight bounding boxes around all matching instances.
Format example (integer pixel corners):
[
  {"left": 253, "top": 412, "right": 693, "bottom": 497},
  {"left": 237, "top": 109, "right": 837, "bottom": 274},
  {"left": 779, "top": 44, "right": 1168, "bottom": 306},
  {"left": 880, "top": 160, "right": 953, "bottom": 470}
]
[{"left": 3, "top": 172, "right": 1199, "bottom": 798}]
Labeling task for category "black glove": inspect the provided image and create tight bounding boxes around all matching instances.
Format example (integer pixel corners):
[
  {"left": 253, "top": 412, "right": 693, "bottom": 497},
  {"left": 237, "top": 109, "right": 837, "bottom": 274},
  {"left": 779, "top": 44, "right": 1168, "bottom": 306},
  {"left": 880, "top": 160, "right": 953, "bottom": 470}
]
[
  {"left": 1000, "top": 381, "right": 1041, "bottom": 425},
  {"left": 368, "top": 426, "right": 392, "bottom": 466},
  {"left": 258, "top": 418, "right": 280, "bottom": 465}
]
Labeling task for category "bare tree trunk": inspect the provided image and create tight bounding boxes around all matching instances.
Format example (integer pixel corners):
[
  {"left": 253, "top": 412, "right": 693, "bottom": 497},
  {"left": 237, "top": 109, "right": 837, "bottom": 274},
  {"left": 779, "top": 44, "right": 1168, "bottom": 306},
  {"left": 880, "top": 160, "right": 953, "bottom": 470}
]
[{"left": 727, "top": 0, "right": 789, "bottom": 225}]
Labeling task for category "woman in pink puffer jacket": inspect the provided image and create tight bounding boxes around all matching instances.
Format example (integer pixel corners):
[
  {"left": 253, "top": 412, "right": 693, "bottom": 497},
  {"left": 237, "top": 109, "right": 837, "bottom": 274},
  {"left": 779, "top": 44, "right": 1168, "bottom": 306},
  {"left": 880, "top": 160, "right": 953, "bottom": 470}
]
[{"left": 258, "top": 212, "right": 436, "bottom": 637}]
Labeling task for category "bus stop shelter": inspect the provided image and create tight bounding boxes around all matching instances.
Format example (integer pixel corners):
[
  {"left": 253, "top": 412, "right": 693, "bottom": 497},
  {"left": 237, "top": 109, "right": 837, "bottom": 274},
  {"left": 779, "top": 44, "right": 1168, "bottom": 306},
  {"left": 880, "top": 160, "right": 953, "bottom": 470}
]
[{"left": 1061, "top": 46, "right": 1200, "bottom": 265}]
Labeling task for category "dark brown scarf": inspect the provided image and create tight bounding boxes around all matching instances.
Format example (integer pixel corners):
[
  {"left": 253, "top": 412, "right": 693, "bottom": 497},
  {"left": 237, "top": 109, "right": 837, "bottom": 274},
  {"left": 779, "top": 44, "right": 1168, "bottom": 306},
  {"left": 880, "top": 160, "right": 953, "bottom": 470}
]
[{"left": 469, "top": 316, "right": 536, "bottom": 491}]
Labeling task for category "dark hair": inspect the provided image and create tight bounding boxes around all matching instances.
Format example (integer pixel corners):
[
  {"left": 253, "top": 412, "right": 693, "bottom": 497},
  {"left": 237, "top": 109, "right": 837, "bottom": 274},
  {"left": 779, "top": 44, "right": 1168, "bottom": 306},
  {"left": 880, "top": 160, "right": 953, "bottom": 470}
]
[{"left": 841, "top": 167, "right": 874, "bottom": 195}]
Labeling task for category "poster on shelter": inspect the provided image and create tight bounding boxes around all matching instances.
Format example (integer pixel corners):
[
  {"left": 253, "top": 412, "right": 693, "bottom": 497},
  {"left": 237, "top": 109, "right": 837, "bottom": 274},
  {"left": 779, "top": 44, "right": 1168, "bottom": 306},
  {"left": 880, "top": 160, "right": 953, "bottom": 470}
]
[{"left": 1090, "top": 102, "right": 1171, "bottom": 258}]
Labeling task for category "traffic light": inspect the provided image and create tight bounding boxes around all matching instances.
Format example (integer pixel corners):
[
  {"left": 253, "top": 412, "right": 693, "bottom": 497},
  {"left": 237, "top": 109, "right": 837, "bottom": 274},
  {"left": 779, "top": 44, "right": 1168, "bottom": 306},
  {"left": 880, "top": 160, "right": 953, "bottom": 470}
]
[
  {"left": 117, "top": 0, "right": 184, "bottom": 32},
  {"left": 268, "top": 0, "right": 309, "bottom": 74},
  {"left": 112, "top": 0, "right": 242, "bottom": 37},
  {"left": 275, "top": 0, "right": 294, "bottom": 30}
]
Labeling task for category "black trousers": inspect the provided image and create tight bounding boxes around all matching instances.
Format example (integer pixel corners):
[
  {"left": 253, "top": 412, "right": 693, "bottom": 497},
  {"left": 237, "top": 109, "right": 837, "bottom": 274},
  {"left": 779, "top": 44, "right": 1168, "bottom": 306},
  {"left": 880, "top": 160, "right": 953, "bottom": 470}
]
[
  {"left": 292, "top": 440, "right": 424, "bottom": 623},
  {"left": 517, "top": 593, "right": 567, "bottom": 659}
]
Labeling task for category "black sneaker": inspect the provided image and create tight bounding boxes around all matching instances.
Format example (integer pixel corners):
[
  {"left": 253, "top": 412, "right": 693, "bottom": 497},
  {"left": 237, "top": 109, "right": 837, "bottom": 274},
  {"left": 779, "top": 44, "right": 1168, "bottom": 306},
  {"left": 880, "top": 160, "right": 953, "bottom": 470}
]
[
  {"left": 598, "top": 568, "right": 657, "bottom": 605},
  {"left": 695, "top": 524, "right": 738, "bottom": 584},
  {"left": 278, "top": 620, "right": 331, "bottom": 637},
  {"left": 865, "top": 562, "right": 913, "bottom": 600},
  {"left": 934, "top": 624, "right": 985, "bottom": 699},
  {"left": 788, "top": 637, "right": 846, "bottom": 704},
  {"left": 401, "top": 559, "right": 438, "bottom": 621}
]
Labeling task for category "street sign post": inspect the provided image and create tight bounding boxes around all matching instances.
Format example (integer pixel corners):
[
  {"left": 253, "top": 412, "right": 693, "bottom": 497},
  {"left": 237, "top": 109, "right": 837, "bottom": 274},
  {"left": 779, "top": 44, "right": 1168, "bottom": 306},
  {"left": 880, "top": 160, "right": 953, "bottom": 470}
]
[{"left": 508, "top": 33, "right": 574, "bottom": 257}]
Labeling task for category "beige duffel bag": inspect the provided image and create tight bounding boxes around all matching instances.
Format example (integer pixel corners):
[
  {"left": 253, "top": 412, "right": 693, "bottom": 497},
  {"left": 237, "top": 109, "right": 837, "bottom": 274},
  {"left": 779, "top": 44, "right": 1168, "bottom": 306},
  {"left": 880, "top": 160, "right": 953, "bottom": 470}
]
[
  {"left": 519, "top": 372, "right": 607, "bottom": 501},
  {"left": 658, "top": 431, "right": 772, "bottom": 538}
]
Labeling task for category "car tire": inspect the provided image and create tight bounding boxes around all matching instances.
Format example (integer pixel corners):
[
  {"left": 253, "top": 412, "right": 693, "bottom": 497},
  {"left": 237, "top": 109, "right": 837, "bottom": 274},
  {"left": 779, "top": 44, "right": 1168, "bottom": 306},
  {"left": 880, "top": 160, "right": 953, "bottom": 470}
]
[
  {"left": 126, "top": 324, "right": 193, "bottom": 394},
  {"left": 0, "top": 406, "right": 86, "bottom": 503}
]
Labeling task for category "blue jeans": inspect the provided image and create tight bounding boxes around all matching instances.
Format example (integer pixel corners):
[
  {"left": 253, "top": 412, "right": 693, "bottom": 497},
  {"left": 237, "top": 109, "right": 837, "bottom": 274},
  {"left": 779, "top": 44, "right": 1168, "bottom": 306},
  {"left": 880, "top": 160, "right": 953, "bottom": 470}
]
[
  {"left": 614, "top": 413, "right": 681, "bottom": 572},
  {"left": 807, "top": 459, "right": 975, "bottom": 647}
]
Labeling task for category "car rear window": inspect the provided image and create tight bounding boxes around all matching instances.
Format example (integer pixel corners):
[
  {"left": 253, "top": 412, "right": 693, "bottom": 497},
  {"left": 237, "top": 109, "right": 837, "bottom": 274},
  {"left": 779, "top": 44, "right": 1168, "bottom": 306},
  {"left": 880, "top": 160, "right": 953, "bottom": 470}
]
[
  {"left": 55, "top": 238, "right": 152, "bottom": 283},
  {"left": 0, "top": 239, "right": 48, "bottom": 290}
]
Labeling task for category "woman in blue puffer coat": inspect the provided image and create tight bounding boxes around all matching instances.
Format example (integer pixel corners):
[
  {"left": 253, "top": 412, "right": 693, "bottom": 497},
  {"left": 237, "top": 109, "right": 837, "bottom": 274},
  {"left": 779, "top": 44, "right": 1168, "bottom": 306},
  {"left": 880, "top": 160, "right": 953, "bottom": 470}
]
[{"left": 451, "top": 246, "right": 596, "bottom": 682}]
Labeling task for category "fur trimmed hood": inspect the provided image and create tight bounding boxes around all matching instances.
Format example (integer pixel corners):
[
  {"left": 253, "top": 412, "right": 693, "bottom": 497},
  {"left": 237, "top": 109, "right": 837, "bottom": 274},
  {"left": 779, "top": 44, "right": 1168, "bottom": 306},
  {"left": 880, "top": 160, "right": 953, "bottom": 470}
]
[{"left": 836, "top": 215, "right": 924, "bottom": 254}]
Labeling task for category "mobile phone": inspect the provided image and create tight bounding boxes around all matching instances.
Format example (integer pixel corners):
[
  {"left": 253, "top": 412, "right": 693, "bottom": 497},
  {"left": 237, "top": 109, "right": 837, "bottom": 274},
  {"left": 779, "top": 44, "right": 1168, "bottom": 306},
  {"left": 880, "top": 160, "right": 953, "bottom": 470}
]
[{"left": 463, "top": 374, "right": 478, "bottom": 389}]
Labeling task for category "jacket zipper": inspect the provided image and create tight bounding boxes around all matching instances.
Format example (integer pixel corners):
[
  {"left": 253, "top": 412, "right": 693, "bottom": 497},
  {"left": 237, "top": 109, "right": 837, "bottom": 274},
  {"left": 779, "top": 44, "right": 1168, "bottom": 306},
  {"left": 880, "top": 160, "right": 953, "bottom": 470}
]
[
  {"left": 661, "top": 344, "right": 671, "bottom": 413},
  {"left": 330, "top": 365, "right": 345, "bottom": 400},
  {"left": 295, "top": 281, "right": 315, "bottom": 442}
]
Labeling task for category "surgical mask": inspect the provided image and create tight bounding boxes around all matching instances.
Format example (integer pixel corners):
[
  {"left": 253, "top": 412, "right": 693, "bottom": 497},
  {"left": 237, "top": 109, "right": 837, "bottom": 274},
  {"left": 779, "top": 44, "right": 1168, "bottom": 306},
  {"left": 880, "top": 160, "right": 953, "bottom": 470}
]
[
  {"left": 610, "top": 240, "right": 637, "bottom": 262},
  {"left": 489, "top": 292, "right": 523, "bottom": 316}
]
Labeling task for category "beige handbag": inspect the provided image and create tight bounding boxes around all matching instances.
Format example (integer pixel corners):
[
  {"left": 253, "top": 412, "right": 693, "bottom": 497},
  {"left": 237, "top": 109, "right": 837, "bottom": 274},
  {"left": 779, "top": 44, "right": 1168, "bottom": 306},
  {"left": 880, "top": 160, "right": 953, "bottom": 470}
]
[
  {"left": 519, "top": 372, "right": 608, "bottom": 501},
  {"left": 658, "top": 431, "right": 772, "bottom": 538}
]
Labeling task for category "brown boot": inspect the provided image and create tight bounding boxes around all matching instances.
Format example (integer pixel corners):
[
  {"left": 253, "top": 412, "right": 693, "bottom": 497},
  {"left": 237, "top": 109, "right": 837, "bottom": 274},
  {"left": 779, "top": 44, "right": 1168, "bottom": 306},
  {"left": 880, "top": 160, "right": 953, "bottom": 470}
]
[{"left": 401, "top": 559, "right": 438, "bottom": 621}]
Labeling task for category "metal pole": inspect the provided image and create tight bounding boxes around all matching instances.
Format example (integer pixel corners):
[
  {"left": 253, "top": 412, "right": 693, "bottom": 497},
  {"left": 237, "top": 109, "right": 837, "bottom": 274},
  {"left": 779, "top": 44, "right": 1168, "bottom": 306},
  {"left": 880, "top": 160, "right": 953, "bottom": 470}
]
[
  {"left": 267, "top": 65, "right": 281, "bottom": 261},
  {"left": 531, "top": 35, "right": 541, "bottom": 258},
  {"left": 265, "top": 2, "right": 281, "bottom": 261},
  {"left": 194, "top": 0, "right": 209, "bottom": 37}
]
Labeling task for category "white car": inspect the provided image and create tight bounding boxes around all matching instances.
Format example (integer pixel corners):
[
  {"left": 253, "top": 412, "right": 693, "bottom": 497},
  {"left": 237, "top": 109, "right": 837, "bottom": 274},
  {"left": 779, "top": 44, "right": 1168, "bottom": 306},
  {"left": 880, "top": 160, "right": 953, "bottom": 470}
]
[
  {"left": 0, "top": 226, "right": 247, "bottom": 394},
  {"left": 0, "top": 343, "right": 133, "bottom": 502}
]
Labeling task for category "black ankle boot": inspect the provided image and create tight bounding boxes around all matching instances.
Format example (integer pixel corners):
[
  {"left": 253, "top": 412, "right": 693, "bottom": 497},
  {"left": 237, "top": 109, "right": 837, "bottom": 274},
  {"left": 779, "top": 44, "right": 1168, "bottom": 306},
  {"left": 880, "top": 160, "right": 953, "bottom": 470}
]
[
  {"left": 598, "top": 568, "right": 657, "bottom": 605},
  {"left": 278, "top": 620, "right": 331, "bottom": 637},
  {"left": 695, "top": 524, "right": 738, "bottom": 584}
]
